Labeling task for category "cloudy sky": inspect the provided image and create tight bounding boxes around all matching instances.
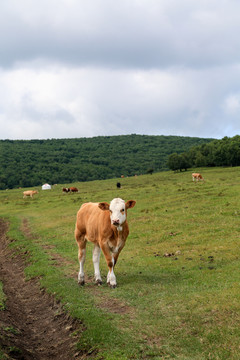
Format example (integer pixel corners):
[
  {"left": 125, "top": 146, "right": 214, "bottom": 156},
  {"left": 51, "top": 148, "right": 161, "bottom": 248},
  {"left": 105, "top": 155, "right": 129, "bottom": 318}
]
[{"left": 0, "top": 0, "right": 240, "bottom": 140}]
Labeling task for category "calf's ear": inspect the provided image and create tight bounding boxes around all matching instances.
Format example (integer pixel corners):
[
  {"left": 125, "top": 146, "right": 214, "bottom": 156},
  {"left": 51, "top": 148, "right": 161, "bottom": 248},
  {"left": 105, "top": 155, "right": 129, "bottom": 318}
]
[
  {"left": 125, "top": 200, "right": 136, "bottom": 209},
  {"left": 98, "top": 202, "right": 110, "bottom": 211}
]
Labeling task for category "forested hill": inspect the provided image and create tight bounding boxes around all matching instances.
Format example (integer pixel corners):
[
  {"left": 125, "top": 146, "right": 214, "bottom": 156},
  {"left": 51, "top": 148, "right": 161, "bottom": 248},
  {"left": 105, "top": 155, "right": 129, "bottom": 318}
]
[
  {"left": 167, "top": 135, "right": 240, "bottom": 171},
  {"left": 0, "top": 134, "right": 213, "bottom": 189}
]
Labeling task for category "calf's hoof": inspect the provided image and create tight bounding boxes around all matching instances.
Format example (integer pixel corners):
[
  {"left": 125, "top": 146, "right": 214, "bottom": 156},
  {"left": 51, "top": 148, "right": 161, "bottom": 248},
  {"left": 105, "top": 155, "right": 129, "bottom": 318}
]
[
  {"left": 95, "top": 279, "right": 103, "bottom": 286},
  {"left": 78, "top": 280, "right": 85, "bottom": 286},
  {"left": 108, "top": 282, "right": 117, "bottom": 289}
]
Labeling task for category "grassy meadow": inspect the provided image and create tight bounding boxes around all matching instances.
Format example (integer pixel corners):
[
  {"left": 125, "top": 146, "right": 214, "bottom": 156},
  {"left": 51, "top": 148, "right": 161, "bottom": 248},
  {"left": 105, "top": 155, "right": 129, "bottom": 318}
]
[{"left": 0, "top": 167, "right": 240, "bottom": 359}]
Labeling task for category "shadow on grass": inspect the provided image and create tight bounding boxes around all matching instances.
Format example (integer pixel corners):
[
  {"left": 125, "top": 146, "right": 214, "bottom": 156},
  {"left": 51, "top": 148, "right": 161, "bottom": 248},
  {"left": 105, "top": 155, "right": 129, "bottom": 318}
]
[{"left": 116, "top": 270, "right": 183, "bottom": 287}]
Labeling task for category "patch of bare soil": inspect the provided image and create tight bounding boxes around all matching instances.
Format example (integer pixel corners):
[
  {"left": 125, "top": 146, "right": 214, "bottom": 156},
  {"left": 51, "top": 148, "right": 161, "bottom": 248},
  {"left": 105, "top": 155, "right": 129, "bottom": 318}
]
[
  {"left": 0, "top": 219, "right": 85, "bottom": 360},
  {"left": 95, "top": 295, "right": 131, "bottom": 315}
]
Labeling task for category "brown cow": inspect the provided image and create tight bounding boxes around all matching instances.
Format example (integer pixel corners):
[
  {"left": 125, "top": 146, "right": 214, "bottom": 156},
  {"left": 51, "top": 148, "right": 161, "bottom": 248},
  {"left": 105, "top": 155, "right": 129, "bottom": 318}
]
[
  {"left": 23, "top": 190, "right": 39, "bottom": 198},
  {"left": 69, "top": 187, "right": 78, "bottom": 192},
  {"left": 192, "top": 173, "right": 204, "bottom": 182},
  {"left": 75, "top": 198, "right": 136, "bottom": 288}
]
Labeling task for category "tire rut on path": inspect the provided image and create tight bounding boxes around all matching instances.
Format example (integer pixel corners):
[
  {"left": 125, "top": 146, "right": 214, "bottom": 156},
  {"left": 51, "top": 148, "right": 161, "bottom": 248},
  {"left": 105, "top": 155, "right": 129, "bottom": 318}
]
[{"left": 0, "top": 219, "right": 84, "bottom": 360}]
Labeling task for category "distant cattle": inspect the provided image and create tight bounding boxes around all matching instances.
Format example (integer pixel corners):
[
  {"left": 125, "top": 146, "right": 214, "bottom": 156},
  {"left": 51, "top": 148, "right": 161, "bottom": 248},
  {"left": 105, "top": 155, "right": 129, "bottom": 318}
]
[
  {"left": 75, "top": 197, "right": 136, "bottom": 288},
  {"left": 69, "top": 187, "right": 78, "bottom": 192},
  {"left": 62, "top": 187, "right": 78, "bottom": 193},
  {"left": 62, "top": 187, "right": 70, "bottom": 193},
  {"left": 23, "top": 190, "right": 39, "bottom": 198},
  {"left": 116, "top": 182, "right": 121, "bottom": 189},
  {"left": 192, "top": 173, "right": 204, "bottom": 182}
]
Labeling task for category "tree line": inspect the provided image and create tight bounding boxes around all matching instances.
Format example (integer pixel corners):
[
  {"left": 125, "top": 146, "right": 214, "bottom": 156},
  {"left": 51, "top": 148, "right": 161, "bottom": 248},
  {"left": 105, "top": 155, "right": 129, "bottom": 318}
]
[
  {"left": 167, "top": 135, "right": 240, "bottom": 171},
  {"left": 0, "top": 134, "right": 212, "bottom": 189}
]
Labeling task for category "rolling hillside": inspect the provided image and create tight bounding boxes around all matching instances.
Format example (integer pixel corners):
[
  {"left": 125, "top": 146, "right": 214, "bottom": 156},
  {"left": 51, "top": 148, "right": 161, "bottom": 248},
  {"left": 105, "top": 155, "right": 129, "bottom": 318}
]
[
  {"left": 1, "top": 167, "right": 240, "bottom": 359},
  {"left": 0, "top": 134, "right": 213, "bottom": 189}
]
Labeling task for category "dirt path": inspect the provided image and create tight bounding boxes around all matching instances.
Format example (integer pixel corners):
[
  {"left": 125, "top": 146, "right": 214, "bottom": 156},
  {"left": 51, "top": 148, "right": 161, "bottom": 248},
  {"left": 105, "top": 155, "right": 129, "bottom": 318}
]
[{"left": 0, "top": 219, "right": 84, "bottom": 360}]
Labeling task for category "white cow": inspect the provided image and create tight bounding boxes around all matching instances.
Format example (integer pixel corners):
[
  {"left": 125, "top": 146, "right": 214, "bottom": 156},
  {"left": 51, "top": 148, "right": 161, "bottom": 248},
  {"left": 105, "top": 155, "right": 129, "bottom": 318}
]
[
  {"left": 23, "top": 190, "right": 39, "bottom": 198},
  {"left": 192, "top": 173, "right": 204, "bottom": 182}
]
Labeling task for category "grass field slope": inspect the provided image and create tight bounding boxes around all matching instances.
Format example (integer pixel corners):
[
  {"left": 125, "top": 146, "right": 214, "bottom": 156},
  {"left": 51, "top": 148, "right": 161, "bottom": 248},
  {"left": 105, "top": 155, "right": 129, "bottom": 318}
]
[{"left": 0, "top": 167, "right": 240, "bottom": 359}]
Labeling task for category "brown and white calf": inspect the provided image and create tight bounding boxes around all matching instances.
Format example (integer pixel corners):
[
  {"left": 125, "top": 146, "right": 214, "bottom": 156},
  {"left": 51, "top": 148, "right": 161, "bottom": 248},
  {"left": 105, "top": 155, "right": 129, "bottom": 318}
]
[
  {"left": 192, "top": 173, "right": 204, "bottom": 182},
  {"left": 23, "top": 190, "right": 39, "bottom": 198},
  {"left": 75, "top": 198, "right": 136, "bottom": 288}
]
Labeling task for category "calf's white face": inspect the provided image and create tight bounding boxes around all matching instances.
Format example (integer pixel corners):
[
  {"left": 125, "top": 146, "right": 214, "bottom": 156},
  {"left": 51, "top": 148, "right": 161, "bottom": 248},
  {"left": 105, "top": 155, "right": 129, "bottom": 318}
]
[
  {"left": 98, "top": 198, "right": 136, "bottom": 229},
  {"left": 109, "top": 198, "right": 126, "bottom": 226}
]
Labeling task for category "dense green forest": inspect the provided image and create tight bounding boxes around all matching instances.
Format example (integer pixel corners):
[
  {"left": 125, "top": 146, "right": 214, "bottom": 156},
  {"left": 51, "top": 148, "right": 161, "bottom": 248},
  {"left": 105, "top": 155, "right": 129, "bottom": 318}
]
[
  {"left": 167, "top": 135, "right": 240, "bottom": 171},
  {"left": 0, "top": 134, "right": 212, "bottom": 189}
]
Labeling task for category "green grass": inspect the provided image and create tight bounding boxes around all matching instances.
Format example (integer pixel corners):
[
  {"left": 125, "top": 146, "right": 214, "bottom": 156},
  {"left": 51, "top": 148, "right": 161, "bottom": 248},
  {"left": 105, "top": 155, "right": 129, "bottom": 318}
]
[
  {"left": 0, "top": 282, "right": 6, "bottom": 311},
  {"left": 0, "top": 284, "right": 7, "bottom": 359},
  {"left": 0, "top": 168, "right": 240, "bottom": 359}
]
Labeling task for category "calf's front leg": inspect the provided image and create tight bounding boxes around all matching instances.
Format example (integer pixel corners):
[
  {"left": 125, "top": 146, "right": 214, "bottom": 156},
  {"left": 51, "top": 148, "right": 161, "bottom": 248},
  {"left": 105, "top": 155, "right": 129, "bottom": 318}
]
[
  {"left": 92, "top": 244, "right": 102, "bottom": 285},
  {"left": 101, "top": 244, "right": 117, "bottom": 288}
]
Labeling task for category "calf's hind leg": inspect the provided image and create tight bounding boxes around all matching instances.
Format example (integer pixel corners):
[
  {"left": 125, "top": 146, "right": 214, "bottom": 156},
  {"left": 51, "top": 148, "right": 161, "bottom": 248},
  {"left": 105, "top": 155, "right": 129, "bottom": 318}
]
[{"left": 75, "top": 228, "right": 87, "bottom": 285}]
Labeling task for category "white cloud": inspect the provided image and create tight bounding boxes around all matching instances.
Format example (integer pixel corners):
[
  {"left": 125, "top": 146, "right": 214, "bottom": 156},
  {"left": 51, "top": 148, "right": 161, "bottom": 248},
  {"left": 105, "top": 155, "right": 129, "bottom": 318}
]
[
  {"left": 224, "top": 94, "right": 240, "bottom": 114},
  {"left": 1, "top": 0, "right": 240, "bottom": 69},
  {"left": 0, "top": 0, "right": 240, "bottom": 139},
  {"left": 0, "top": 63, "right": 238, "bottom": 139}
]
